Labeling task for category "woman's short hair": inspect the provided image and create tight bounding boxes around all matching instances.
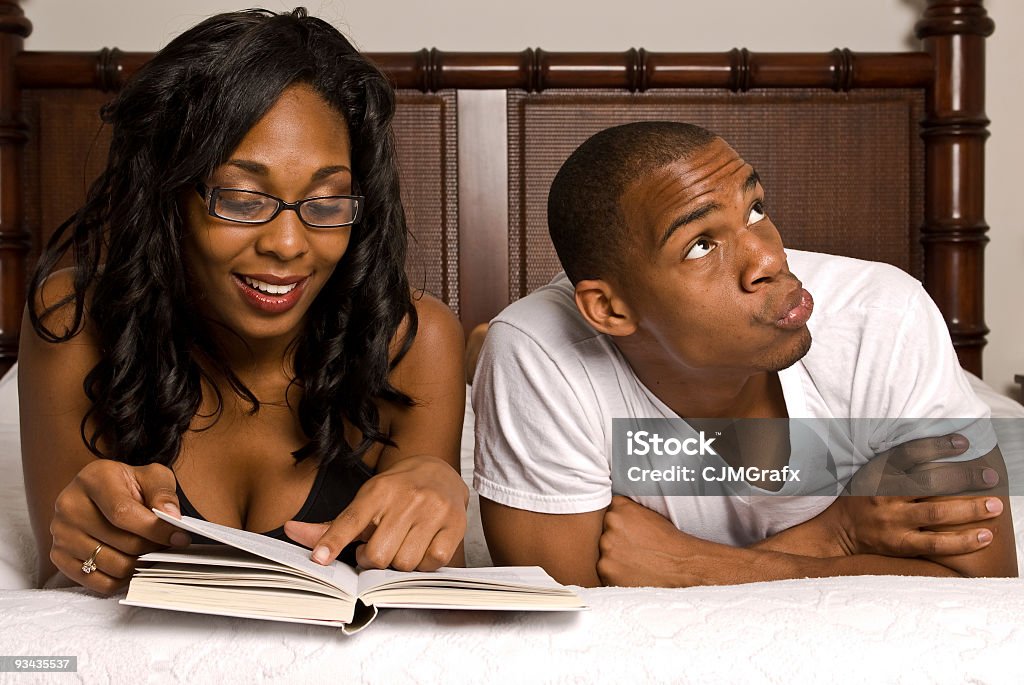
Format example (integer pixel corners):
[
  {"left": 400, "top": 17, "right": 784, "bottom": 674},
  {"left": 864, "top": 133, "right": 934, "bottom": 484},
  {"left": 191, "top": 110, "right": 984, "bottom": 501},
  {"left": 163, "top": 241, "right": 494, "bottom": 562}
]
[{"left": 30, "top": 8, "right": 417, "bottom": 470}]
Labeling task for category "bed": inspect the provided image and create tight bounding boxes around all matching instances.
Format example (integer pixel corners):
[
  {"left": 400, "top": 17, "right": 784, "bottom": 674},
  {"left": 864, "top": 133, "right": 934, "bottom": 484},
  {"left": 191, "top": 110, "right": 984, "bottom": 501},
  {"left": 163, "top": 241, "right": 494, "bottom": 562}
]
[{"left": 2, "top": 0, "right": 1024, "bottom": 682}]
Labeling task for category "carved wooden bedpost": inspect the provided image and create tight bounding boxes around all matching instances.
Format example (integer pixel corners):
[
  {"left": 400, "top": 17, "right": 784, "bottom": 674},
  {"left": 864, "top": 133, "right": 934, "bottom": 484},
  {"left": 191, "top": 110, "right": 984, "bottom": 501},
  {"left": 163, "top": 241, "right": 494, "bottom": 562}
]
[
  {"left": 916, "top": 0, "right": 994, "bottom": 376},
  {"left": 0, "top": 0, "right": 29, "bottom": 375}
]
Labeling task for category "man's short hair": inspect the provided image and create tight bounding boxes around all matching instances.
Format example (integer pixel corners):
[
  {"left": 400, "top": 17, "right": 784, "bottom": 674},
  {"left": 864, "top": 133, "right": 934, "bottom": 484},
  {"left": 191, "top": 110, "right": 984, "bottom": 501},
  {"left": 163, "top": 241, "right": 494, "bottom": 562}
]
[{"left": 547, "top": 121, "right": 718, "bottom": 284}]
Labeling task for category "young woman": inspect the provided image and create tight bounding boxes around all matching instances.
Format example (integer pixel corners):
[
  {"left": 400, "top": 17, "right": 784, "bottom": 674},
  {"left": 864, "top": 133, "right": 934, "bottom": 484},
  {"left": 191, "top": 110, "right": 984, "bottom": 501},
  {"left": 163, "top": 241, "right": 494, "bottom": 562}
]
[{"left": 18, "top": 8, "right": 468, "bottom": 593}]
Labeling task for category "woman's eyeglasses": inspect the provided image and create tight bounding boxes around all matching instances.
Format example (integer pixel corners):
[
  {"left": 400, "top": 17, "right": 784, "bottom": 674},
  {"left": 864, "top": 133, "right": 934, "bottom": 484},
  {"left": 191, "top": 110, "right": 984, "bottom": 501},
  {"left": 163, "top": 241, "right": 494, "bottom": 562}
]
[{"left": 195, "top": 183, "right": 363, "bottom": 228}]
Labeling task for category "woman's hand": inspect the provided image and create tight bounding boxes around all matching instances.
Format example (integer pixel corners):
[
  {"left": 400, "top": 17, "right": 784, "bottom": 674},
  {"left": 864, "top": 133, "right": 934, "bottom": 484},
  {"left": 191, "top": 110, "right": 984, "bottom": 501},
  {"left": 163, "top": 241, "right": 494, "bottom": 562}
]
[
  {"left": 285, "top": 455, "right": 468, "bottom": 571},
  {"left": 49, "top": 460, "right": 190, "bottom": 594},
  {"left": 283, "top": 293, "right": 470, "bottom": 571}
]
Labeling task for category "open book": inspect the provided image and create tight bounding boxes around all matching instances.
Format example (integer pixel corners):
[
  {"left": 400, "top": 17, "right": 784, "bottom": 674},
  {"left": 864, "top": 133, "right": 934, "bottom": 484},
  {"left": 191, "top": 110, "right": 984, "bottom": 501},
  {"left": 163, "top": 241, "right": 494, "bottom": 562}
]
[{"left": 120, "top": 509, "right": 586, "bottom": 633}]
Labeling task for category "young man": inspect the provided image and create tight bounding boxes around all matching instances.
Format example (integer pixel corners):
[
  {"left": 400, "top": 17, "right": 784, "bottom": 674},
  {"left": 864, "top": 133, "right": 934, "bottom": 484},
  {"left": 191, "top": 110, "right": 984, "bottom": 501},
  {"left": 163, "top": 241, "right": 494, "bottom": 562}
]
[{"left": 473, "top": 122, "right": 1016, "bottom": 587}]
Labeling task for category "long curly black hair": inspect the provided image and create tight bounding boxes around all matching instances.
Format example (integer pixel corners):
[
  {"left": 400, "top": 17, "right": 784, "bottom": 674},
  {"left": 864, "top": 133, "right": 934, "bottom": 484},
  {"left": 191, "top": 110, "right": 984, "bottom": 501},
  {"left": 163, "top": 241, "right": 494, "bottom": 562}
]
[{"left": 28, "top": 8, "right": 417, "bottom": 469}]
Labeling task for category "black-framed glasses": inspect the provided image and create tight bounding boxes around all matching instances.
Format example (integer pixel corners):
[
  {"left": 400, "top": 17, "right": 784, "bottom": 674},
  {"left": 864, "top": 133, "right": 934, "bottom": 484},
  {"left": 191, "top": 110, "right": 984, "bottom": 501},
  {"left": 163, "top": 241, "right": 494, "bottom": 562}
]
[{"left": 195, "top": 183, "right": 364, "bottom": 228}]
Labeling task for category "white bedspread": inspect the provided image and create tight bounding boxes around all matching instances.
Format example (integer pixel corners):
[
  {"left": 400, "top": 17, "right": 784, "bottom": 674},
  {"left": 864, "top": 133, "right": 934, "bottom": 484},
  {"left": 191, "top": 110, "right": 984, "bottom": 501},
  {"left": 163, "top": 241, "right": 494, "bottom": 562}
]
[
  {"left": 3, "top": 365, "right": 1024, "bottom": 684},
  {"left": 1, "top": 576, "right": 1023, "bottom": 684}
]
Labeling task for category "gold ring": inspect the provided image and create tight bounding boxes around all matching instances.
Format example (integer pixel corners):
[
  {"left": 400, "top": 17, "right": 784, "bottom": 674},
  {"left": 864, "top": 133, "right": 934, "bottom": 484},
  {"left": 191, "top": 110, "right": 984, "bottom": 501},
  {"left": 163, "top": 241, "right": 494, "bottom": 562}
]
[{"left": 81, "top": 544, "right": 103, "bottom": 575}]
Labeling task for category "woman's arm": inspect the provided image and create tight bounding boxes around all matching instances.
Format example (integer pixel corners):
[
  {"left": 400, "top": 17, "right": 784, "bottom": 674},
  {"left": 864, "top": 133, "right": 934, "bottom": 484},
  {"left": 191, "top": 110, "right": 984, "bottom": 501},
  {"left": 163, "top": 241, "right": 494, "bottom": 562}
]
[
  {"left": 285, "top": 293, "right": 469, "bottom": 570},
  {"left": 19, "top": 270, "right": 185, "bottom": 591}
]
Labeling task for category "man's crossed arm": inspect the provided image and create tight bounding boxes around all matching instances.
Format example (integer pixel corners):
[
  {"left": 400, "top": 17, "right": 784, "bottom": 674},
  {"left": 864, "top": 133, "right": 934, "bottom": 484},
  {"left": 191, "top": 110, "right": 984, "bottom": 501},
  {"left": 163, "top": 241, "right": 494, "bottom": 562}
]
[{"left": 481, "top": 439, "right": 1018, "bottom": 587}]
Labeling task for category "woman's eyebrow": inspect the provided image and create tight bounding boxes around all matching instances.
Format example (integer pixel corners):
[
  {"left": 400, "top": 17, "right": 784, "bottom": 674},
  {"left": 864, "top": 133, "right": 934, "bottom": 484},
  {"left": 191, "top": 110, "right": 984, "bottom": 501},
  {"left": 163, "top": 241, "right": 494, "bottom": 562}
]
[
  {"left": 226, "top": 159, "right": 268, "bottom": 175},
  {"left": 223, "top": 160, "right": 351, "bottom": 183},
  {"left": 310, "top": 165, "right": 352, "bottom": 182}
]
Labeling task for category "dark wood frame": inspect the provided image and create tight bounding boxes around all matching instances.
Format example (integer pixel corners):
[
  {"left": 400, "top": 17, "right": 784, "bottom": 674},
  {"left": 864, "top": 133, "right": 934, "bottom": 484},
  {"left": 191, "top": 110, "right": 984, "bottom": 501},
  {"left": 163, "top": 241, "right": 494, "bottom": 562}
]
[{"left": 0, "top": 0, "right": 994, "bottom": 375}]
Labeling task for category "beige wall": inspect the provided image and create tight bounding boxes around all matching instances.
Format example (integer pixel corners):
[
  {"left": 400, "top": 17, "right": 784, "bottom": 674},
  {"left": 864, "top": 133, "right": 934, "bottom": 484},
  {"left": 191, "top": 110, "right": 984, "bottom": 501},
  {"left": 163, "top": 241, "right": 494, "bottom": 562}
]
[{"left": 21, "top": 0, "right": 1024, "bottom": 397}]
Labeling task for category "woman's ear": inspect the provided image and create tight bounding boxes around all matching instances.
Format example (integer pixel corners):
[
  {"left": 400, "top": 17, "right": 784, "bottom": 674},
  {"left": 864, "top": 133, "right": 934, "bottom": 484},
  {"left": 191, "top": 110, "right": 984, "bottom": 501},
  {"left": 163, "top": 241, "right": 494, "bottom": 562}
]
[{"left": 574, "top": 279, "right": 637, "bottom": 337}]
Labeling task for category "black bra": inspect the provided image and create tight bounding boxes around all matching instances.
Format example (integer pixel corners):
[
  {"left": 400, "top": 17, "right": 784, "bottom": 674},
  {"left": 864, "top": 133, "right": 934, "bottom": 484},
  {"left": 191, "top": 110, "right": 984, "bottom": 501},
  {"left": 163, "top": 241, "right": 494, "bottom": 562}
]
[{"left": 175, "top": 457, "right": 374, "bottom": 566}]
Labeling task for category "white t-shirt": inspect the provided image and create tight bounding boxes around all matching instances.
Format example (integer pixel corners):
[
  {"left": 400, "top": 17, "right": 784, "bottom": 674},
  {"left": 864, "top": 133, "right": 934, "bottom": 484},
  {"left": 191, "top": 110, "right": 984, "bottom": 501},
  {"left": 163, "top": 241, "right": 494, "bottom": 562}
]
[{"left": 472, "top": 250, "right": 996, "bottom": 546}]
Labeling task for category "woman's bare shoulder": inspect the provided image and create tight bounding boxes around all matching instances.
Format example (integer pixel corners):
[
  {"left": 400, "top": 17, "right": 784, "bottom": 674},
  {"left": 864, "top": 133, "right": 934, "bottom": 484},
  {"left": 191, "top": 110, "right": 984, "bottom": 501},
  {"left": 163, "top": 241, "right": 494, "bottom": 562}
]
[
  {"left": 408, "top": 290, "right": 464, "bottom": 358},
  {"left": 386, "top": 290, "right": 464, "bottom": 383}
]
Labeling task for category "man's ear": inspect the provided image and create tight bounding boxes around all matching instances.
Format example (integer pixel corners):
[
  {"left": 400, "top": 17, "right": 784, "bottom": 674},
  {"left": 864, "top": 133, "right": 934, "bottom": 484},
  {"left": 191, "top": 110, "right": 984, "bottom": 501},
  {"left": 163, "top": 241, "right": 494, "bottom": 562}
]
[{"left": 574, "top": 279, "right": 637, "bottom": 337}]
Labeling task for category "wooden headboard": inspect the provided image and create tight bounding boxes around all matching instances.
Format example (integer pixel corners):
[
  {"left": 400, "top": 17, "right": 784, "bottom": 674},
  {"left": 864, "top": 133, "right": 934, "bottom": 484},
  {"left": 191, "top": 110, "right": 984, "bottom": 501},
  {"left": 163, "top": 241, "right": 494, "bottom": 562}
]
[{"left": 0, "top": 0, "right": 995, "bottom": 375}]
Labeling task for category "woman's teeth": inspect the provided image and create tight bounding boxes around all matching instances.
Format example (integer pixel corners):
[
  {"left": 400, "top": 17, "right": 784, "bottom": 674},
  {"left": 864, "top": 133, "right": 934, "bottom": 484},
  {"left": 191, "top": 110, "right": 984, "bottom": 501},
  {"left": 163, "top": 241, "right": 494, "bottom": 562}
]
[{"left": 242, "top": 276, "right": 299, "bottom": 295}]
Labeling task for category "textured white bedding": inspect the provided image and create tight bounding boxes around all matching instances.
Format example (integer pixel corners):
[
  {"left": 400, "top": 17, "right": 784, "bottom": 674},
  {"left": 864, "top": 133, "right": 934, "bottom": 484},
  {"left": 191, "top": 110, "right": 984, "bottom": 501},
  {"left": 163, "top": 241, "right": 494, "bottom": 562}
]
[
  {"left": 1, "top": 576, "right": 1023, "bottom": 684},
  {"left": 2, "top": 364, "right": 1024, "bottom": 684}
]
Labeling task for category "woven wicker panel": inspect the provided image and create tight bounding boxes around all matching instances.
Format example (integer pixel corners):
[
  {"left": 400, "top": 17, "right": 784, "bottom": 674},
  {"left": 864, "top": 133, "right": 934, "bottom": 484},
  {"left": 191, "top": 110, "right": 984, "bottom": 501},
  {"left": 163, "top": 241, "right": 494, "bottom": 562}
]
[
  {"left": 20, "top": 89, "right": 460, "bottom": 315},
  {"left": 393, "top": 91, "right": 459, "bottom": 314},
  {"left": 507, "top": 89, "right": 924, "bottom": 300},
  {"left": 21, "top": 89, "right": 113, "bottom": 276}
]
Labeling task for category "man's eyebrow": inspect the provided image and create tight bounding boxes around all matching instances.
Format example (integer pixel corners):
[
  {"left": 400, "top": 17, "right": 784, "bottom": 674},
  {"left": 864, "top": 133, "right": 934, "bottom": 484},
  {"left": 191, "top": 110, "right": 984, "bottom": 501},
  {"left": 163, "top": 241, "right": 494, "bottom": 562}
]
[
  {"left": 658, "top": 202, "right": 722, "bottom": 249},
  {"left": 225, "top": 160, "right": 352, "bottom": 183},
  {"left": 657, "top": 169, "right": 762, "bottom": 249},
  {"left": 744, "top": 169, "right": 761, "bottom": 193}
]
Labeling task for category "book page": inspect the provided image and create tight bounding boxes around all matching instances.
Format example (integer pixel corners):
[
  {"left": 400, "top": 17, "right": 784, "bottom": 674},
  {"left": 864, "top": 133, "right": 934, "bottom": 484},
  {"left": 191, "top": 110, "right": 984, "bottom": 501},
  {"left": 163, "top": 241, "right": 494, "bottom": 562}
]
[
  {"left": 146, "top": 510, "right": 584, "bottom": 615},
  {"left": 356, "top": 565, "right": 574, "bottom": 595},
  {"left": 133, "top": 554, "right": 352, "bottom": 600},
  {"left": 151, "top": 509, "right": 359, "bottom": 595},
  {"left": 124, "top": 583, "right": 356, "bottom": 625},
  {"left": 359, "top": 591, "right": 586, "bottom": 611},
  {"left": 356, "top": 565, "right": 586, "bottom": 610}
]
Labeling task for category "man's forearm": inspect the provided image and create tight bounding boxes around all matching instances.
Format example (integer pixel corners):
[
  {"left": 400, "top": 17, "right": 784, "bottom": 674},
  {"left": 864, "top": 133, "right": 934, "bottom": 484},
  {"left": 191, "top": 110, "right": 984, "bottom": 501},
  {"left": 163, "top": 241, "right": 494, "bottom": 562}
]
[
  {"left": 736, "top": 548, "right": 963, "bottom": 583},
  {"left": 597, "top": 494, "right": 1012, "bottom": 587},
  {"left": 750, "top": 488, "right": 1017, "bottom": 578},
  {"left": 650, "top": 537, "right": 964, "bottom": 587},
  {"left": 750, "top": 511, "right": 847, "bottom": 558},
  {"left": 735, "top": 511, "right": 1008, "bottom": 581}
]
